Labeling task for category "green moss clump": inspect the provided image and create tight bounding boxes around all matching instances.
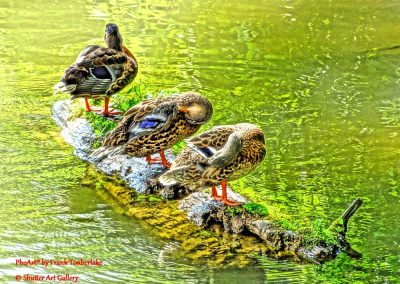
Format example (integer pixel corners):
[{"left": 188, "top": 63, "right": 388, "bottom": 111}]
[
  {"left": 272, "top": 218, "right": 340, "bottom": 249},
  {"left": 91, "top": 98, "right": 103, "bottom": 106},
  {"left": 85, "top": 112, "right": 117, "bottom": 148},
  {"left": 226, "top": 206, "right": 244, "bottom": 217},
  {"left": 85, "top": 112, "right": 117, "bottom": 133},
  {"left": 224, "top": 203, "right": 269, "bottom": 217},
  {"left": 275, "top": 219, "right": 298, "bottom": 231},
  {"left": 148, "top": 195, "right": 164, "bottom": 203},
  {"left": 136, "top": 194, "right": 164, "bottom": 203},
  {"left": 172, "top": 140, "right": 187, "bottom": 155},
  {"left": 83, "top": 85, "right": 147, "bottom": 148},
  {"left": 243, "top": 202, "right": 269, "bottom": 217},
  {"left": 112, "top": 84, "right": 148, "bottom": 113},
  {"left": 301, "top": 219, "right": 338, "bottom": 248}
]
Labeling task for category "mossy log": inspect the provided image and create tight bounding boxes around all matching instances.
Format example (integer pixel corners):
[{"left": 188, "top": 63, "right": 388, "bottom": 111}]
[
  {"left": 52, "top": 99, "right": 363, "bottom": 264},
  {"left": 173, "top": 188, "right": 363, "bottom": 263}
]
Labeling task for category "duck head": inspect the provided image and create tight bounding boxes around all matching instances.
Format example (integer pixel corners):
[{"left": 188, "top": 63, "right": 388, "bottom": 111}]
[
  {"left": 104, "top": 23, "right": 123, "bottom": 51},
  {"left": 237, "top": 123, "right": 266, "bottom": 145},
  {"left": 177, "top": 92, "right": 213, "bottom": 125}
]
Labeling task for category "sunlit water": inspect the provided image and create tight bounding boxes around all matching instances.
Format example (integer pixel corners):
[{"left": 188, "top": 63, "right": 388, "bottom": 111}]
[{"left": 0, "top": 0, "right": 399, "bottom": 282}]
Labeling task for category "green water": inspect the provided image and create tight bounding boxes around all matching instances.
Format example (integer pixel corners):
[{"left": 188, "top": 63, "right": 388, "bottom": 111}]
[{"left": 1, "top": 0, "right": 399, "bottom": 282}]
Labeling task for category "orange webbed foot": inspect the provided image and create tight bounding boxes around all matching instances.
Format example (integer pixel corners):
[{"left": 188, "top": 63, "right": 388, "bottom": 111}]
[
  {"left": 102, "top": 97, "right": 122, "bottom": 117},
  {"left": 222, "top": 199, "right": 242, "bottom": 206},
  {"left": 101, "top": 109, "right": 122, "bottom": 117},
  {"left": 145, "top": 150, "right": 171, "bottom": 168},
  {"left": 219, "top": 180, "right": 242, "bottom": 206},
  {"left": 146, "top": 156, "right": 162, "bottom": 164},
  {"left": 211, "top": 186, "right": 222, "bottom": 201}
]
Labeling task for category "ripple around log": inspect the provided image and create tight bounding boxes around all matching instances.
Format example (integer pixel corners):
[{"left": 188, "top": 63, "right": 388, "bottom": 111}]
[{"left": 52, "top": 99, "right": 363, "bottom": 264}]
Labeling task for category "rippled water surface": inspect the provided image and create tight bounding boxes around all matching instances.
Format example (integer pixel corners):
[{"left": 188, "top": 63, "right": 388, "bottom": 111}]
[{"left": 0, "top": 0, "right": 399, "bottom": 283}]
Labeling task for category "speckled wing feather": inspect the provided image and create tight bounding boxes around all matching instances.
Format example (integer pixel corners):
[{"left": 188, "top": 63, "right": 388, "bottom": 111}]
[
  {"left": 185, "top": 125, "right": 235, "bottom": 150},
  {"left": 207, "top": 131, "right": 243, "bottom": 168},
  {"left": 160, "top": 123, "right": 266, "bottom": 187},
  {"left": 102, "top": 97, "right": 176, "bottom": 146},
  {"left": 106, "top": 52, "right": 138, "bottom": 96},
  {"left": 58, "top": 46, "right": 132, "bottom": 97},
  {"left": 187, "top": 128, "right": 243, "bottom": 180},
  {"left": 123, "top": 97, "right": 171, "bottom": 120},
  {"left": 171, "top": 125, "right": 235, "bottom": 170},
  {"left": 77, "top": 47, "right": 128, "bottom": 65}
]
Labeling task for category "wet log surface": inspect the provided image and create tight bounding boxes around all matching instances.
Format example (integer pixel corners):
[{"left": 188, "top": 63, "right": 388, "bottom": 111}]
[{"left": 52, "top": 99, "right": 363, "bottom": 264}]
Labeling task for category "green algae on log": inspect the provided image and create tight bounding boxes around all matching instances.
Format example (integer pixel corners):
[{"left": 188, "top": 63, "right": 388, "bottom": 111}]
[
  {"left": 52, "top": 99, "right": 364, "bottom": 264},
  {"left": 83, "top": 165, "right": 270, "bottom": 267},
  {"left": 173, "top": 186, "right": 363, "bottom": 263}
]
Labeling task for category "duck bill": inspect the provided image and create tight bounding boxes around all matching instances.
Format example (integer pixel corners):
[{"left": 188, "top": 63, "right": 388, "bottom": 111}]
[{"left": 178, "top": 107, "right": 189, "bottom": 113}]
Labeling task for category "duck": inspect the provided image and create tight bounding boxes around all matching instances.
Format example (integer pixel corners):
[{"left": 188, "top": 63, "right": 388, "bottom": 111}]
[
  {"left": 92, "top": 92, "right": 213, "bottom": 167},
  {"left": 159, "top": 123, "right": 266, "bottom": 206},
  {"left": 53, "top": 23, "right": 138, "bottom": 116}
]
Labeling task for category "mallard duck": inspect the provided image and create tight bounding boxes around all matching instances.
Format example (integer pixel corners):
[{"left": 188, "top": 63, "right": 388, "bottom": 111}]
[
  {"left": 53, "top": 23, "right": 138, "bottom": 116},
  {"left": 92, "top": 92, "right": 213, "bottom": 167},
  {"left": 159, "top": 123, "right": 266, "bottom": 205}
]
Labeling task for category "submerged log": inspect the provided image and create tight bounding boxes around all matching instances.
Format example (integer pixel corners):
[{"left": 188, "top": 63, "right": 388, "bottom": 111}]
[
  {"left": 52, "top": 99, "right": 363, "bottom": 264},
  {"left": 177, "top": 191, "right": 363, "bottom": 263}
]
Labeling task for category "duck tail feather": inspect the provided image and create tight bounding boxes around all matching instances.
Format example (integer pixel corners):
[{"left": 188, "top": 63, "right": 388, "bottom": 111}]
[
  {"left": 53, "top": 82, "right": 77, "bottom": 95},
  {"left": 159, "top": 165, "right": 192, "bottom": 187}
]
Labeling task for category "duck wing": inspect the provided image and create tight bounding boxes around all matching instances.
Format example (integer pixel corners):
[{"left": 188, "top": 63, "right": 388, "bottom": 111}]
[
  {"left": 54, "top": 46, "right": 129, "bottom": 97},
  {"left": 159, "top": 128, "right": 242, "bottom": 187},
  {"left": 186, "top": 126, "right": 242, "bottom": 168},
  {"left": 102, "top": 97, "right": 177, "bottom": 146}
]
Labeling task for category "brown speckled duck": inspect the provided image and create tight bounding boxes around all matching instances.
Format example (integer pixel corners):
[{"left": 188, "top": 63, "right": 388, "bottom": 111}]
[
  {"left": 93, "top": 92, "right": 213, "bottom": 167},
  {"left": 53, "top": 23, "right": 138, "bottom": 116},
  {"left": 159, "top": 123, "right": 266, "bottom": 205}
]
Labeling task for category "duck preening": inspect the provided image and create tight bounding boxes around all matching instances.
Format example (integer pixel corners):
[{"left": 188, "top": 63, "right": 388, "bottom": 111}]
[
  {"left": 91, "top": 92, "right": 213, "bottom": 168},
  {"left": 53, "top": 23, "right": 138, "bottom": 116},
  {"left": 159, "top": 123, "right": 266, "bottom": 206}
]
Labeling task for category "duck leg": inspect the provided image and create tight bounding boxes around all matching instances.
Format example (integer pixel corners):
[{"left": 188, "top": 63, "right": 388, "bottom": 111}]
[
  {"left": 84, "top": 98, "right": 92, "bottom": 112},
  {"left": 102, "top": 97, "right": 122, "bottom": 116},
  {"left": 211, "top": 185, "right": 222, "bottom": 201},
  {"left": 146, "top": 155, "right": 161, "bottom": 164},
  {"left": 221, "top": 180, "right": 240, "bottom": 206},
  {"left": 84, "top": 98, "right": 103, "bottom": 113},
  {"left": 145, "top": 150, "right": 171, "bottom": 168},
  {"left": 159, "top": 150, "right": 171, "bottom": 168}
]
